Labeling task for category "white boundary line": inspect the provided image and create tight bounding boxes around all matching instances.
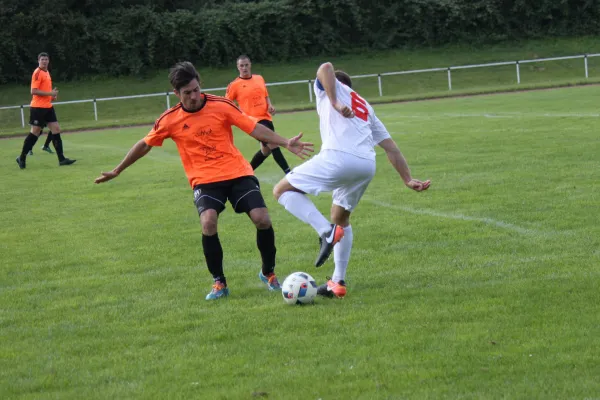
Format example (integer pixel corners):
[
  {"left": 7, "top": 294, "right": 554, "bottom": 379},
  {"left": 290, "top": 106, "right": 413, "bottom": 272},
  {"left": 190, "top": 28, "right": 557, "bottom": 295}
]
[{"left": 365, "top": 198, "right": 549, "bottom": 236}]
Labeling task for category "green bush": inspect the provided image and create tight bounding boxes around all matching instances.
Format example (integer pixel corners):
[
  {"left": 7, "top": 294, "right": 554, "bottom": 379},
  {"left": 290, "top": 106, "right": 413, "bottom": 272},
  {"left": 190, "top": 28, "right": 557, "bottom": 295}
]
[{"left": 1, "top": 0, "right": 599, "bottom": 84}]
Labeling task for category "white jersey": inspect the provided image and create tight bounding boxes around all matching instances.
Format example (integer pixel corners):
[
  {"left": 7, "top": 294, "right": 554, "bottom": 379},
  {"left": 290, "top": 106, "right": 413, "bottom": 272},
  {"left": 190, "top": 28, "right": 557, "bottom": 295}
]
[{"left": 314, "top": 79, "right": 391, "bottom": 160}]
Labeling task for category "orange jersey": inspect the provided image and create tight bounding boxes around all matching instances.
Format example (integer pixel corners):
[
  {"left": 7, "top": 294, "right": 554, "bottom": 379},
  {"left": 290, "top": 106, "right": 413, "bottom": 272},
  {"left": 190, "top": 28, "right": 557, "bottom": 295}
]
[
  {"left": 30, "top": 67, "right": 53, "bottom": 108},
  {"left": 225, "top": 75, "right": 271, "bottom": 121},
  {"left": 144, "top": 94, "right": 258, "bottom": 187}
]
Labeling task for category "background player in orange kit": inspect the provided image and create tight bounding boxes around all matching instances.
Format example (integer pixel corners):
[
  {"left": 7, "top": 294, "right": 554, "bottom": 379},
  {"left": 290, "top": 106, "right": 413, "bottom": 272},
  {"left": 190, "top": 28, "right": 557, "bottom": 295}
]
[
  {"left": 226, "top": 55, "right": 291, "bottom": 174},
  {"left": 16, "top": 52, "right": 75, "bottom": 169}
]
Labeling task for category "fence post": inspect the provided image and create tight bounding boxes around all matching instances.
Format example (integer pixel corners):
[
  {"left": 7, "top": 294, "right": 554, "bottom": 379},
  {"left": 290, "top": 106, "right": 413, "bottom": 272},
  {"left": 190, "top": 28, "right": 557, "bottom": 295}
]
[
  {"left": 516, "top": 61, "right": 521, "bottom": 84},
  {"left": 584, "top": 55, "right": 589, "bottom": 78},
  {"left": 20, "top": 105, "right": 25, "bottom": 127},
  {"left": 93, "top": 98, "right": 98, "bottom": 121},
  {"left": 378, "top": 74, "right": 383, "bottom": 96},
  {"left": 447, "top": 68, "right": 452, "bottom": 91},
  {"left": 308, "top": 80, "right": 313, "bottom": 103},
  {"left": 166, "top": 92, "right": 170, "bottom": 109}
]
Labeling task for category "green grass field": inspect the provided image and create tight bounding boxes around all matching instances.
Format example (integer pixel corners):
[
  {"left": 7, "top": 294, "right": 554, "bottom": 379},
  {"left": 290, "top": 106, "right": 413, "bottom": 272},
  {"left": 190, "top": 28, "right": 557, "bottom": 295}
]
[
  {"left": 1, "top": 85, "right": 599, "bottom": 399},
  {"left": 1, "top": 36, "right": 600, "bottom": 135}
]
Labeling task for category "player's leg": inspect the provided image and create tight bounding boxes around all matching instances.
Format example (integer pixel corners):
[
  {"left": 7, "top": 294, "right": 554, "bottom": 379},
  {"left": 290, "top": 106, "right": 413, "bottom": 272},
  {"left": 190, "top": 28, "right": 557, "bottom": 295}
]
[
  {"left": 250, "top": 141, "right": 271, "bottom": 170},
  {"left": 193, "top": 183, "right": 229, "bottom": 300},
  {"left": 273, "top": 178, "right": 331, "bottom": 236},
  {"left": 47, "top": 113, "right": 76, "bottom": 166},
  {"left": 318, "top": 205, "right": 352, "bottom": 299},
  {"left": 230, "top": 176, "right": 281, "bottom": 290},
  {"left": 262, "top": 120, "right": 291, "bottom": 174},
  {"left": 267, "top": 143, "right": 291, "bottom": 174},
  {"left": 319, "top": 162, "right": 375, "bottom": 298},
  {"left": 273, "top": 151, "right": 348, "bottom": 266},
  {"left": 29, "top": 127, "right": 40, "bottom": 156},
  {"left": 42, "top": 126, "right": 54, "bottom": 153},
  {"left": 16, "top": 109, "right": 44, "bottom": 169}
]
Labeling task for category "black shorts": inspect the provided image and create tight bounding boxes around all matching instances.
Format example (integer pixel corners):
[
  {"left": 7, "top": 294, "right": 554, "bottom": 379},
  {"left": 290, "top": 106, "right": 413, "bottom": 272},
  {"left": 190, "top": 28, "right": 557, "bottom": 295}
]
[
  {"left": 257, "top": 120, "right": 275, "bottom": 146},
  {"left": 193, "top": 175, "right": 266, "bottom": 215},
  {"left": 29, "top": 107, "right": 57, "bottom": 127}
]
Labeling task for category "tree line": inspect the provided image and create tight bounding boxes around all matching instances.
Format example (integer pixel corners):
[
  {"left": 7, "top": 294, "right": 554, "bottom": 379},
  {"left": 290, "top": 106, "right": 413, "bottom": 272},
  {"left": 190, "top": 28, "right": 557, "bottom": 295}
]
[{"left": 1, "top": 0, "right": 598, "bottom": 83}]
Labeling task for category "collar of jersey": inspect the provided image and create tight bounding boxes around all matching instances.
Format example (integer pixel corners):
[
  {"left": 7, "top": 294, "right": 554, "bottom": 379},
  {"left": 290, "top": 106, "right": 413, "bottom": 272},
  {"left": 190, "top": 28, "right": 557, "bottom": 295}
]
[
  {"left": 181, "top": 94, "right": 207, "bottom": 113},
  {"left": 238, "top": 75, "right": 253, "bottom": 80}
]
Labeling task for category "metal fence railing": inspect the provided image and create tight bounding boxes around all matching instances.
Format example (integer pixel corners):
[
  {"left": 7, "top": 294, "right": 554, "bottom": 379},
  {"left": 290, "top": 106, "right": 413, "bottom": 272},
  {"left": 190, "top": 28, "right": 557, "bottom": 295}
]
[{"left": 2, "top": 53, "right": 599, "bottom": 127}]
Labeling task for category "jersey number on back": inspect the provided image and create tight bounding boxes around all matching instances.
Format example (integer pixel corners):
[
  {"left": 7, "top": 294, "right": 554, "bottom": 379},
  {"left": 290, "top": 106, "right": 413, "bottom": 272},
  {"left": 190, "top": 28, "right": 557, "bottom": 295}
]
[{"left": 351, "top": 92, "right": 369, "bottom": 121}]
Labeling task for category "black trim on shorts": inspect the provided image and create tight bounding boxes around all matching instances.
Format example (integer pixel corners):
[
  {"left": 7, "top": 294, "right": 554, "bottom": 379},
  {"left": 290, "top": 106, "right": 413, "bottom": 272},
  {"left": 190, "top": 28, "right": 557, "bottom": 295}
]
[{"left": 192, "top": 175, "right": 266, "bottom": 215}]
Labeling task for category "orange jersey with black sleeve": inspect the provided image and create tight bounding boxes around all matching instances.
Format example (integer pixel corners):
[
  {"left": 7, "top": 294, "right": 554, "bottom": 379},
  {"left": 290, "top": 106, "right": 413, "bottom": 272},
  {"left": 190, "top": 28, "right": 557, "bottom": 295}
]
[
  {"left": 144, "top": 94, "right": 258, "bottom": 187},
  {"left": 225, "top": 75, "right": 271, "bottom": 121},
  {"left": 30, "top": 67, "right": 53, "bottom": 108}
]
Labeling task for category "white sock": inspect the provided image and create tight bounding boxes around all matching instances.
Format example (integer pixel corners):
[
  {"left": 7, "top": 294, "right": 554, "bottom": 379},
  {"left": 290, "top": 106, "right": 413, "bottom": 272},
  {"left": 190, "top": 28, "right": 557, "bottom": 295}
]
[
  {"left": 278, "top": 191, "right": 331, "bottom": 235},
  {"left": 332, "top": 225, "right": 353, "bottom": 283}
]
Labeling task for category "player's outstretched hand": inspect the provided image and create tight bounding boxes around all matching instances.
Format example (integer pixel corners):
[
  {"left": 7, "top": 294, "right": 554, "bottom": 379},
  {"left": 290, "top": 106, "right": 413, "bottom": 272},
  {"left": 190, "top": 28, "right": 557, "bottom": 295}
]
[
  {"left": 406, "top": 179, "right": 431, "bottom": 192},
  {"left": 333, "top": 100, "right": 354, "bottom": 118},
  {"left": 94, "top": 170, "right": 120, "bottom": 184},
  {"left": 286, "top": 132, "right": 314, "bottom": 159}
]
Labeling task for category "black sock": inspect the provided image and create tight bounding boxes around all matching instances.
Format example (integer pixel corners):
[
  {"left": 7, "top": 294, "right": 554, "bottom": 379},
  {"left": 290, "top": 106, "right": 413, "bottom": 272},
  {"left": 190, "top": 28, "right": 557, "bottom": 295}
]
[
  {"left": 51, "top": 133, "right": 65, "bottom": 161},
  {"left": 202, "top": 233, "right": 225, "bottom": 285},
  {"left": 20, "top": 133, "right": 39, "bottom": 159},
  {"left": 257, "top": 226, "right": 276, "bottom": 276},
  {"left": 271, "top": 147, "right": 291, "bottom": 174},
  {"left": 250, "top": 149, "right": 268, "bottom": 170},
  {"left": 44, "top": 131, "right": 53, "bottom": 147}
]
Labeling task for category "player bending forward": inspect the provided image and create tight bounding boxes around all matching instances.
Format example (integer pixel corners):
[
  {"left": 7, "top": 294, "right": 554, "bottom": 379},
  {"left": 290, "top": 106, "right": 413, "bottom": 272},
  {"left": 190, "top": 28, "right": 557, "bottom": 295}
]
[{"left": 273, "top": 62, "right": 430, "bottom": 299}]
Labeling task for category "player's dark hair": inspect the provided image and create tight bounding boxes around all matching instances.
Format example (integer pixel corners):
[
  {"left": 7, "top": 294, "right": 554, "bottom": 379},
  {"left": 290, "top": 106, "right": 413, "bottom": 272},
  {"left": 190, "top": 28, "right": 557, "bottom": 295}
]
[
  {"left": 335, "top": 70, "right": 352, "bottom": 88},
  {"left": 38, "top": 52, "right": 49, "bottom": 60},
  {"left": 237, "top": 54, "right": 251, "bottom": 63},
  {"left": 169, "top": 61, "right": 200, "bottom": 91}
]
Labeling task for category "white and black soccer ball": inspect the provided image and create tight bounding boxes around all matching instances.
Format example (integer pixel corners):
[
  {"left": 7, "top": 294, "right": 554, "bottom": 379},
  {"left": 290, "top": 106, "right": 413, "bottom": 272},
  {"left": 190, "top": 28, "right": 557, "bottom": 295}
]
[{"left": 281, "top": 272, "right": 317, "bottom": 305}]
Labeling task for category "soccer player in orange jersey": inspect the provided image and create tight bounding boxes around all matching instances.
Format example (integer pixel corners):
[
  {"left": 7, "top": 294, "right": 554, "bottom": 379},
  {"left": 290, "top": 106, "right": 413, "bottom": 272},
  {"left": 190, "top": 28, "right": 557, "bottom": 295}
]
[
  {"left": 226, "top": 55, "right": 291, "bottom": 174},
  {"left": 16, "top": 52, "right": 75, "bottom": 169},
  {"left": 94, "top": 62, "right": 313, "bottom": 300}
]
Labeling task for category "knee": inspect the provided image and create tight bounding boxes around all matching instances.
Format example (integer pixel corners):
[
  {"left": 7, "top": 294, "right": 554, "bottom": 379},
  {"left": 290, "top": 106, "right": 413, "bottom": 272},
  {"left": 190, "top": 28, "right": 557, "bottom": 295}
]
[
  {"left": 252, "top": 211, "right": 272, "bottom": 230},
  {"left": 200, "top": 211, "right": 218, "bottom": 235}
]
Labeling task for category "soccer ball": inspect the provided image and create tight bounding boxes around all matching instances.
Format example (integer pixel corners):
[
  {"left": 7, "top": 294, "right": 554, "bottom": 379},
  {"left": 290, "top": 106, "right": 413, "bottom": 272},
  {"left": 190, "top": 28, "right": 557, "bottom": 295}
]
[{"left": 281, "top": 272, "right": 317, "bottom": 305}]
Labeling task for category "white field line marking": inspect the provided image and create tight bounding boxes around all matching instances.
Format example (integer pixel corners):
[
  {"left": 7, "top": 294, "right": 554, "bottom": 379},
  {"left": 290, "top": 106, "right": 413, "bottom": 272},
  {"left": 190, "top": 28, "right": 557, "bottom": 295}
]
[
  {"left": 382, "top": 112, "right": 600, "bottom": 122},
  {"left": 255, "top": 174, "right": 284, "bottom": 186},
  {"left": 257, "top": 175, "right": 549, "bottom": 236},
  {"left": 365, "top": 198, "right": 549, "bottom": 236}
]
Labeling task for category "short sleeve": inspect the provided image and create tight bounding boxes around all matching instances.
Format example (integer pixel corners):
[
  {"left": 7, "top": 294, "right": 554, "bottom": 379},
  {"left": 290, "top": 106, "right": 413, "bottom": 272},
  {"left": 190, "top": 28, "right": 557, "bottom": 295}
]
[
  {"left": 144, "top": 117, "right": 171, "bottom": 147},
  {"left": 31, "top": 71, "right": 42, "bottom": 90},
  {"left": 225, "top": 104, "right": 258, "bottom": 134},
  {"left": 314, "top": 78, "right": 327, "bottom": 98},
  {"left": 370, "top": 113, "right": 392, "bottom": 145},
  {"left": 314, "top": 78, "right": 347, "bottom": 99},
  {"left": 225, "top": 82, "right": 236, "bottom": 101},
  {"left": 261, "top": 76, "right": 269, "bottom": 97}
]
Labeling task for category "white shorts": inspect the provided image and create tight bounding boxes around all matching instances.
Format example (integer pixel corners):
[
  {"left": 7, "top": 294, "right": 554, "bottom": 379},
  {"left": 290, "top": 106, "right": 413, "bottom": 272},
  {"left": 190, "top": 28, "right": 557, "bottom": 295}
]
[{"left": 287, "top": 149, "right": 376, "bottom": 211}]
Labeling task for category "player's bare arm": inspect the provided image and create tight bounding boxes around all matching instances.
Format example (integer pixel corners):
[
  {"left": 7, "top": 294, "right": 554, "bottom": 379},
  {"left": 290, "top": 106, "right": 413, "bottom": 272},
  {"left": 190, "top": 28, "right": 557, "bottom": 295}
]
[
  {"left": 250, "top": 123, "right": 314, "bottom": 159},
  {"left": 94, "top": 139, "right": 153, "bottom": 184},
  {"left": 317, "top": 62, "right": 354, "bottom": 118},
  {"left": 266, "top": 96, "right": 276, "bottom": 115},
  {"left": 378, "top": 138, "right": 431, "bottom": 192},
  {"left": 31, "top": 87, "right": 58, "bottom": 97}
]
